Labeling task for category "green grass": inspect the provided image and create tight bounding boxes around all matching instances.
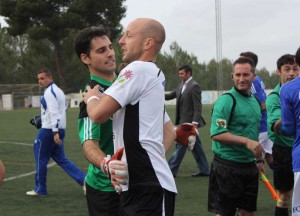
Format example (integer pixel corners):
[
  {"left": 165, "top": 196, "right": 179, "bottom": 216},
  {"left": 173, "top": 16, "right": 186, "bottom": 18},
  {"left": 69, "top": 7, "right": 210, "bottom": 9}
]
[{"left": 0, "top": 105, "right": 278, "bottom": 215}]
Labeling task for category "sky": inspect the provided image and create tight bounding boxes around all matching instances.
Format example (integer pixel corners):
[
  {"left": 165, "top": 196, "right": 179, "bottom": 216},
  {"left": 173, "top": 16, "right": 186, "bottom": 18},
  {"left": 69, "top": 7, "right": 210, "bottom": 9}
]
[
  {"left": 120, "top": 0, "right": 300, "bottom": 73},
  {"left": 1, "top": 0, "right": 299, "bottom": 73}
]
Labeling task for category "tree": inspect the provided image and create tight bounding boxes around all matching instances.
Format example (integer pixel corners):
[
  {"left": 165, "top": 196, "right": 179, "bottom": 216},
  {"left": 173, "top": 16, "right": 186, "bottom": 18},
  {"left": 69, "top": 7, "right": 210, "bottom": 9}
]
[
  {"left": 268, "top": 72, "right": 279, "bottom": 89},
  {"left": 256, "top": 67, "right": 278, "bottom": 89},
  {"left": 198, "top": 58, "right": 233, "bottom": 91},
  {"left": 0, "top": 0, "right": 126, "bottom": 91},
  {"left": 156, "top": 52, "right": 178, "bottom": 90},
  {"left": 220, "top": 58, "right": 234, "bottom": 90},
  {"left": 0, "top": 29, "right": 278, "bottom": 92},
  {"left": 0, "top": 28, "right": 20, "bottom": 83},
  {"left": 158, "top": 41, "right": 205, "bottom": 90},
  {"left": 205, "top": 59, "right": 218, "bottom": 90}
]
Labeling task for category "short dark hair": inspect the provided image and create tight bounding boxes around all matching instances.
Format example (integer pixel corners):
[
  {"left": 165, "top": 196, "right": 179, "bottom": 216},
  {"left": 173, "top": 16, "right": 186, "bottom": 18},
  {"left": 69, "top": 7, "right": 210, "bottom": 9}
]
[
  {"left": 276, "top": 54, "right": 295, "bottom": 69},
  {"left": 240, "top": 51, "right": 258, "bottom": 67},
  {"left": 38, "top": 68, "right": 52, "bottom": 77},
  {"left": 233, "top": 57, "right": 255, "bottom": 73},
  {"left": 296, "top": 47, "right": 300, "bottom": 66},
  {"left": 74, "top": 26, "right": 111, "bottom": 58},
  {"left": 179, "top": 65, "right": 192, "bottom": 75}
]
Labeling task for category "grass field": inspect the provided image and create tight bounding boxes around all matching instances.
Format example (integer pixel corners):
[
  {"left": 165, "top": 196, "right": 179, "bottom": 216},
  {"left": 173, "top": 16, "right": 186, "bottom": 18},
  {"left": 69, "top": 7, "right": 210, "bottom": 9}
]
[{"left": 0, "top": 105, "right": 279, "bottom": 215}]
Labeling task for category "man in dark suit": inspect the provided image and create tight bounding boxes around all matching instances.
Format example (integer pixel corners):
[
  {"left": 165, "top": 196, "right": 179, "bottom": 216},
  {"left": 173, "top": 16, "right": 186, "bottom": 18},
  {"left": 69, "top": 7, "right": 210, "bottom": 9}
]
[{"left": 166, "top": 65, "right": 210, "bottom": 177}]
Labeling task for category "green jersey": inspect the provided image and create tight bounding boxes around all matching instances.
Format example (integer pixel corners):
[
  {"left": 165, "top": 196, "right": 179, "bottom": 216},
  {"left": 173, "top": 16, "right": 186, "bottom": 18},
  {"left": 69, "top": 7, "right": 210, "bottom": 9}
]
[
  {"left": 210, "top": 87, "right": 261, "bottom": 163},
  {"left": 266, "top": 83, "right": 294, "bottom": 148},
  {"left": 78, "top": 74, "right": 114, "bottom": 192}
]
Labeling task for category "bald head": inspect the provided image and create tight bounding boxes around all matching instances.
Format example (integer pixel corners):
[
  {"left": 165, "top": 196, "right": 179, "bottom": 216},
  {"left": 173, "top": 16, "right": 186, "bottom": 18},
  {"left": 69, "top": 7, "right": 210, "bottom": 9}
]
[
  {"left": 129, "top": 18, "right": 165, "bottom": 52},
  {"left": 119, "top": 18, "right": 166, "bottom": 63},
  {"left": 136, "top": 18, "right": 165, "bottom": 51}
]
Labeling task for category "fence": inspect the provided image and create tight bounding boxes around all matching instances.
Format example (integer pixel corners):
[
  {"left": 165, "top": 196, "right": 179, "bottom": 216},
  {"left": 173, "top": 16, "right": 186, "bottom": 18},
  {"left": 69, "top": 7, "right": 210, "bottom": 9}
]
[
  {"left": 0, "top": 84, "right": 40, "bottom": 110},
  {"left": 0, "top": 88, "right": 273, "bottom": 110}
]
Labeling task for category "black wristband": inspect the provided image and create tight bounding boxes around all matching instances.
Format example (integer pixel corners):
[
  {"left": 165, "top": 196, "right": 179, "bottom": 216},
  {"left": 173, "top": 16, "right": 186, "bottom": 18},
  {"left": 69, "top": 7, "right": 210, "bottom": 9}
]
[{"left": 255, "top": 159, "right": 265, "bottom": 164}]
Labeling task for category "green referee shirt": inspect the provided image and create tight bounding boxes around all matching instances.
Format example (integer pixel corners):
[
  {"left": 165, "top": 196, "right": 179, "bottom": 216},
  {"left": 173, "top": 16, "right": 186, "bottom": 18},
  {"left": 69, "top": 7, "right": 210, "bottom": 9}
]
[
  {"left": 78, "top": 74, "right": 115, "bottom": 192},
  {"left": 210, "top": 87, "right": 261, "bottom": 163},
  {"left": 266, "top": 83, "right": 294, "bottom": 148}
]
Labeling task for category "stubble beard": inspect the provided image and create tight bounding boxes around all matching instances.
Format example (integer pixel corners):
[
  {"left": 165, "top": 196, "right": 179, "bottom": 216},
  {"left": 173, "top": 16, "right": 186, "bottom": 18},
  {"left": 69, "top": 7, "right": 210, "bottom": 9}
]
[{"left": 123, "top": 50, "right": 143, "bottom": 64}]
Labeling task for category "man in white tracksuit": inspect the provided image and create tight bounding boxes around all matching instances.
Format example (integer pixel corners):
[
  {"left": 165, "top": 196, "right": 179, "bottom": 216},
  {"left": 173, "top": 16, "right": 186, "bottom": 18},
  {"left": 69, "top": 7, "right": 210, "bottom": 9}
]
[{"left": 26, "top": 68, "right": 85, "bottom": 196}]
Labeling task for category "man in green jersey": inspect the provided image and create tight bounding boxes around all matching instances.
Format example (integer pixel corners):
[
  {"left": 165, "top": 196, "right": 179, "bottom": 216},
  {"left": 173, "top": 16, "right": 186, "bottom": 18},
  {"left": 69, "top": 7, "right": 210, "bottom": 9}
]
[
  {"left": 75, "top": 26, "right": 122, "bottom": 216},
  {"left": 208, "top": 57, "right": 265, "bottom": 216},
  {"left": 266, "top": 54, "right": 299, "bottom": 216}
]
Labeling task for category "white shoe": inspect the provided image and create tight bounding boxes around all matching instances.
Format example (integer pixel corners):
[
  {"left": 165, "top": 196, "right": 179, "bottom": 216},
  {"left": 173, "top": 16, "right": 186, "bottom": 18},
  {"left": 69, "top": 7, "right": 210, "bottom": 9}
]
[{"left": 26, "top": 190, "right": 44, "bottom": 196}]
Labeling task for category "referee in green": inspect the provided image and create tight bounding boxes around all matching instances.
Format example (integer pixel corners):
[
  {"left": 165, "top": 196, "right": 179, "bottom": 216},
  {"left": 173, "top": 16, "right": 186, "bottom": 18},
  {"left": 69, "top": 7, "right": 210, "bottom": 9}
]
[{"left": 208, "top": 57, "right": 265, "bottom": 216}]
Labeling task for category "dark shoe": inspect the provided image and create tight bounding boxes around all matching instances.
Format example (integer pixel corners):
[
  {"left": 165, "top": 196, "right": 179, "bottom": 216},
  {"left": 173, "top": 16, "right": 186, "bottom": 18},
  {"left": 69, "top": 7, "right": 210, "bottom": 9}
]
[{"left": 191, "top": 172, "right": 210, "bottom": 177}]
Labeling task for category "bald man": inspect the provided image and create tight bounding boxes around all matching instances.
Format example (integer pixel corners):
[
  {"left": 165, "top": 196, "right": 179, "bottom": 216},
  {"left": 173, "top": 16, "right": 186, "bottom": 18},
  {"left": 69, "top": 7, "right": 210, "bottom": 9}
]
[{"left": 83, "top": 18, "right": 177, "bottom": 216}]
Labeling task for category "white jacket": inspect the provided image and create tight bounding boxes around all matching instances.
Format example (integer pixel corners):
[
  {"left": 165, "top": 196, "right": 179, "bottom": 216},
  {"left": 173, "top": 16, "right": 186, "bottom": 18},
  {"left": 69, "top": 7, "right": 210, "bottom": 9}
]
[{"left": 40, "top": 82, "right": 67, "bottom": 131}]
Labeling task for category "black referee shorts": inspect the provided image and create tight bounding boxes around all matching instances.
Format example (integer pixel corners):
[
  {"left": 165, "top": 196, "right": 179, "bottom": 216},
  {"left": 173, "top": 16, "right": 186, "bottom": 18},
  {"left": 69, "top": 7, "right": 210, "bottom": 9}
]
[
  {"left": 120, "top": 185, "right": 176, "bottom": 216},
  {"left": 272, "top": 145, "right": 294, "bottom": 192},
  {"left": 208, "top": 156, "right": 259, "bottom": 216}
]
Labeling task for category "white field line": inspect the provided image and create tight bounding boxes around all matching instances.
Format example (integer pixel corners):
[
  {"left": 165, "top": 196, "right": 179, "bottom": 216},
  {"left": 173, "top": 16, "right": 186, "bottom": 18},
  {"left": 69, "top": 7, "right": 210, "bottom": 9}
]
[
  {"left": 0, "top": 140, "right": 33, "bottom": 146},
  {"left": 0, "top": 140, "right": 57, "bottom": 182},
  {"left": 4, "top": 162, "right": 56, "bottom": 182}
]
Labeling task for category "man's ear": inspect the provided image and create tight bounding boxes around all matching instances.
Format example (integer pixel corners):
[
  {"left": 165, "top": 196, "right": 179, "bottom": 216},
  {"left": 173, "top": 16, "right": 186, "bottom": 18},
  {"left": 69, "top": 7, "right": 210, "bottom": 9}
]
[
  {"left": 80, "top": 53, "right": 89, "bottom": 64},
  {"left": 144, "top": 38, "right": 154, "bottom": 50},
  {"left": 231, "top": 73, "right": 233, "bottom": 79},
  {"left": 276, "top": 69, "right": 281, "bottom": 76}
]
